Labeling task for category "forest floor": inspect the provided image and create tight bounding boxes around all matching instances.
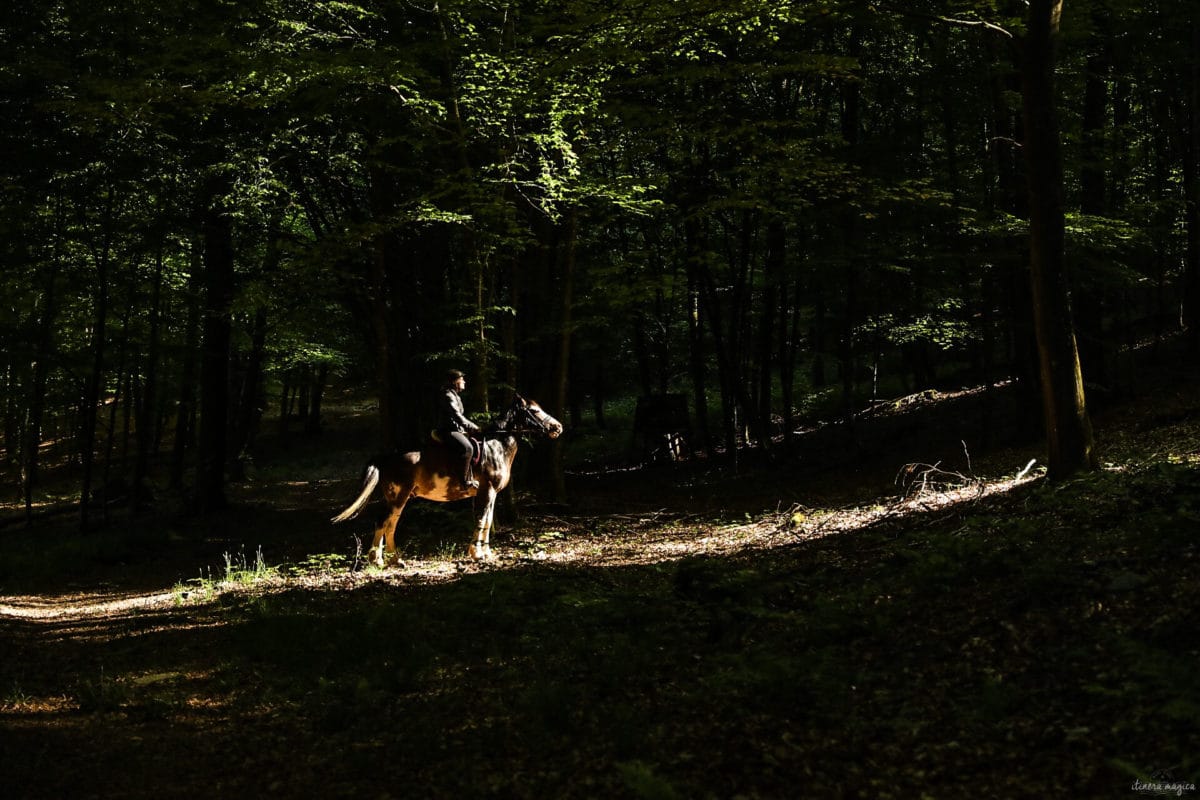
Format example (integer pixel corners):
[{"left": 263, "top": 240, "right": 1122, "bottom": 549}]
[{"left": 1, "top": 370, "right": 1199, "bottom": 799}]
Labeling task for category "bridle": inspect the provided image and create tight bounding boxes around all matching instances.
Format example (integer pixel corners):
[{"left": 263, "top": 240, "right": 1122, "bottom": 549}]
[{"left": 499, "top": 396, "right": 553, "bottom": 436}]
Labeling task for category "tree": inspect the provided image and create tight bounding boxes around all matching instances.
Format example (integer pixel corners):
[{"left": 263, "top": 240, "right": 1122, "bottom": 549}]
[
  {"left": 1018, "top": 0, "right": 1097, "bottom": 479},
  {"left": 7, "top": 0, "right": 1200, "bottom": 528}
]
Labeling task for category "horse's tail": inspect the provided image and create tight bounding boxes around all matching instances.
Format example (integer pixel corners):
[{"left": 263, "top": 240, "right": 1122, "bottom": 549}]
[{"left": 331, "top": 463, "right": 380, "bottom": 523}]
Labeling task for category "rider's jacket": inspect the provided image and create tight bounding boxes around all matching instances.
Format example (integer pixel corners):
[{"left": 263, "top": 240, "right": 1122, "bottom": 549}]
[{"left": 437, "top": 388, "right": 480, "bottom": 435}]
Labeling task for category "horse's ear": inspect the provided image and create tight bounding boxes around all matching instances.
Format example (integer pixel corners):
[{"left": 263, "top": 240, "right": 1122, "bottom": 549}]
[{"left": 514, "top": 392, "right": 526, "bottom": 405}]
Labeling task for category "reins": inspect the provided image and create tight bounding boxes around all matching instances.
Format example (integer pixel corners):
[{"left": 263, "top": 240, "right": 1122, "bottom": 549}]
[{"left": 484, "top": 400, "right": 550, "bottom": 439}]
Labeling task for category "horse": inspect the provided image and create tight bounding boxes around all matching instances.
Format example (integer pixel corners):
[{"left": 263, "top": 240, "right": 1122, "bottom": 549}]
[{"left": 331, "top": 394, "right": 563, "bottom": 564}]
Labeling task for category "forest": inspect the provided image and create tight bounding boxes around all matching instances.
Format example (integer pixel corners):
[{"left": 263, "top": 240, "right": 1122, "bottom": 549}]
[{"left": 2, "top": 1, "right": 1199, "bottom": 797}]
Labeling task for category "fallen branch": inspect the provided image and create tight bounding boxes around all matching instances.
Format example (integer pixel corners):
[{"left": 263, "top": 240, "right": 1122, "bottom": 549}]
[{"left": 895, "top": 460, "right": 983, "bottom": 503}]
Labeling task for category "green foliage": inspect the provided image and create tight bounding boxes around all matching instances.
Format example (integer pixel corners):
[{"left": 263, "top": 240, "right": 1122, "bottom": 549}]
[
  {"left": 2, "top": 0, "right": 1199, "bottom": 557},
  {"left": 174, "top": 546, "right": 279, "bottom": 603}
]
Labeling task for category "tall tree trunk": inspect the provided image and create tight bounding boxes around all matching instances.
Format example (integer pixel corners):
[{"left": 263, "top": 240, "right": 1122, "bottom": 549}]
[
  {"left": 1020, "top": 0, "right": 1097, "bottom": 480},
  {"left": 810, "top": 283, "right": 827, "bottom": 388},
  {"left": 306, "top": 363, "right": 328, "bottom": 435},
  {"left": 369, "top": 258, "right": 396, "bottom": 448},
  {"left": 686, "top": 285, "right": 711, "bottom": 455},
  {"left": 3, "top": 358, "right": 18, "bottom": 470},
  {"left": 101, "top": 299, "right": 133, "bottom": 524},
  {"left": 684, "top": 224, "right": 712, "bottom": 456},
  {"left": 545, "top": 210, "right": 576, "bottom": 504},
  {"left": 196, "top": 178, "right": 235, "bottom": 512},
  {"left": 758, "top": 218, "right": 785, "bottom": 444},
  {"left": 839, "top": 264, "right": 859, "bottom": 424},
  {"left": 780, "top": 278, "right": 802, "bottom": 448},
  {"left": 169, "top": 249, "right": 201, "bottom": 491},
  {"left": 695, "top": 236, "right": 737, "bottom": 451},
  {"left": 1076, "top": 26, "right": 1110, "bottom": 387},
  {"left": 21, "top": 193, "right": 67, "bottom": 508},
  {"left": 367, "top": 166, "right": 409, "bottom": 450},
  {"left": 78, "top": 189, "right": 115, "bottom": 531},
  {"left": 839, "top": 28, "right": 863, "bottom": 428},
  {"left": 232, "top": 216, "right": 282, "bottom": 474},
  {"left": 693, "top": 212, "right": 761, "bottom": 454},
  {"left": 132, "top": 245, "right": 164, "bottom": 514},
  {"left": 632, "top": 313, "right": 655, "bottom": 398},
  {"left": 230, "top": 307, "right": 268, "bottom": 480},
  {"left": 987, "top": 33, "right": 1040, "bottom": 427},
  {"left": 24, "top": 260, "right": 60, "bottom": 524}
]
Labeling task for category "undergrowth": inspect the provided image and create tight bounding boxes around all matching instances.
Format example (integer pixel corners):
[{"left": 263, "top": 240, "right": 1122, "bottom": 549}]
[{"left": 173, "top": 545, "right": 279, "bottom": 603}]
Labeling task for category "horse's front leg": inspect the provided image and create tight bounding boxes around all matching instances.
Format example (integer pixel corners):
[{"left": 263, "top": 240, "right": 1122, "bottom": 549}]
[{"left": 468, "top": 487, "right": 498, "bottom": 561}]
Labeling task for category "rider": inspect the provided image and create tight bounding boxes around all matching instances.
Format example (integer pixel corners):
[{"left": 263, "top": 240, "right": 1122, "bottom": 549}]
[{"left": 437, "top": 369, "right": 482, "bottom": 489}]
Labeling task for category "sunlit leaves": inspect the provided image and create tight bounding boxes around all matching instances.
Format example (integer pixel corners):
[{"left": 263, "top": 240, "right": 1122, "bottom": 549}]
[{"left": 883, "top": 299, "right": 978, "bottom": 351}]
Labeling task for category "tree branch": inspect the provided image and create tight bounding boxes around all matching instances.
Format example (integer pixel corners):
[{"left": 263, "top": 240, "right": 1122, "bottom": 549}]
[{"left": 875, "top": 3, "right": 1016, "bottom": 40}]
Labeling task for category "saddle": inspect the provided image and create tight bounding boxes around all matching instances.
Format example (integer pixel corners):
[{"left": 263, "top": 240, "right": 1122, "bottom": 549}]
[{"left": 428, "top": 430, "right": 483, "bottom": 465}]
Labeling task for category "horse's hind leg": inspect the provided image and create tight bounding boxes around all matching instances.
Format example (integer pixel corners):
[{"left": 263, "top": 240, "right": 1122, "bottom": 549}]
[{"left": 371, "top": 490, "right": 411, "bottom": 567}]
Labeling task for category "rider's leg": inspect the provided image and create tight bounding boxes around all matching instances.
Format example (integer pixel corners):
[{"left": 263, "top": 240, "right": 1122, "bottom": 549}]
[{"left": 449, "top": 431, "right": 478, "bottom": 489}]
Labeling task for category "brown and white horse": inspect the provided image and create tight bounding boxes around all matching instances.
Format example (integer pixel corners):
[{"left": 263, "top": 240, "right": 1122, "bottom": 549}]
[{"left": 332, "top": 394, "right": 563, "bottom": 564}]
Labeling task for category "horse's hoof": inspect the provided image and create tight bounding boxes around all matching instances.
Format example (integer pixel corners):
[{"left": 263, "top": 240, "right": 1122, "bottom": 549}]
[{"left": 468, "top": 544, "right": 493, "bottom": 561}]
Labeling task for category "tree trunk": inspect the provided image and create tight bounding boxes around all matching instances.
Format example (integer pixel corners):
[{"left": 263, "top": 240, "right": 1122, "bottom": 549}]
[
  {"left": 780, "top": 279, "right": 802, "bottom": 448},
  {"left": 101, "top": 299, "right": 133, "bottom": 524},
  {"left": 196, "top": 179, "right": 235, "bottom": 513},
  {"left": 306, "top": 363, "right": 328, "bottom": 435},
  {"left": 1076, "top": 27, "right": 1110, "bottom": 387},
  {"left": 24, "top": 260, "right": 60, "bottom": 525},
  {"left": 3, "top": 358, "right": 18, "bottom": 471},
  {"left": 230, "top": 306, "right": 268, "bottom": 481},
  {"left": 131, "top": 245, "right": 163, "bottom": 514},
  {"left": 757, "top": 218, "right": 785, "bottom": 446},
  {"left": 986, "top": 33, "right": 1040, "bottom": 426},
  {"left": 545, "top": 210, "right": 576, "bottom": 504},
  {"left": 684, "top": 229, "right": 712, "bottom": 456},
  {"left": 694, "top": 213, "right": 759, "bottom": 454},
  {"left": 632, "top": 313, "right": 654, "bottom": 398},
  {"left": 810, "top": 283, "right": 827, "bottom": 388},
  {"left": 1020, "top": 0, "right": 1097, "bottom": 480},
  {"left": 839, "top": 29, "right": 863, "bottom": 428},
  {"left": 370, "top": 243, "right": 397, "bottom": 448},
  {"left": 169, "top": 245, "right": 202, "bottom": 491},
  {"left": 78, "top": 189, "right": 115, "bottom": 531}
]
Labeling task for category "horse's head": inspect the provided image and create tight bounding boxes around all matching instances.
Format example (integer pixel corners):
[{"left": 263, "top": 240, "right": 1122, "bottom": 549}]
[{"left": 508, "top": 393, "right": 563, "bottom": 438}]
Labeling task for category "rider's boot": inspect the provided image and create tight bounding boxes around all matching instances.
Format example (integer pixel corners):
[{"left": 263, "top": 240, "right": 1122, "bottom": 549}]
[{"left": 462, "top": 461, "right": 479, "bottom": 490}]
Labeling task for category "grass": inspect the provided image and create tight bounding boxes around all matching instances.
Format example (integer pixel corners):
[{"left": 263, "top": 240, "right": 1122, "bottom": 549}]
[
  {"left": 1, "top": 680, "right": 34, "bottom": 711},
  {"left": 173, "top": 545, "right": 279, "bottom": 603}
]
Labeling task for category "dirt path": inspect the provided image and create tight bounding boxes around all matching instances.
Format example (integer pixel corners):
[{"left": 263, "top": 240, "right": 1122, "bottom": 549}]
[
  {"left": 0, "top": 467, "right": 1036, "bottom": 625},
  {"left": 0, "top": 590, "right": 179, "bottom": 620}
]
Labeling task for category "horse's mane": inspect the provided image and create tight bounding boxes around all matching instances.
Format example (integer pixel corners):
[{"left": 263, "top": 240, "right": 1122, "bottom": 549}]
[{"left": 482, "top": 395, "right": 524, "bottom": 439}]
